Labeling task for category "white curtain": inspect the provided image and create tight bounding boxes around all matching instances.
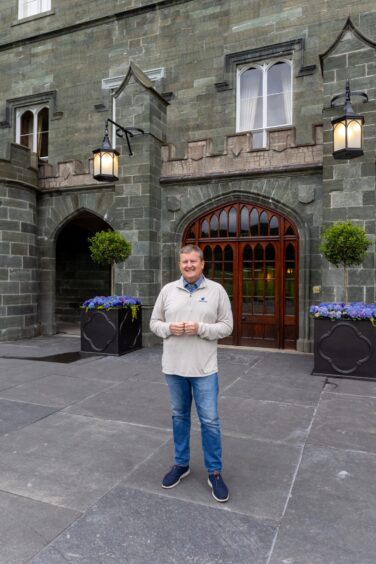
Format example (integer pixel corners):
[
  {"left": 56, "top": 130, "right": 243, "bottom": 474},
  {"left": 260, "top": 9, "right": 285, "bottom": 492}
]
[
  {"left": 267, "top": 62, "right": 292, "bottom": 127},
  {"left": 280, "top": 63, "right": 292, "bottom": 124},
  {"left": 239, "top": 68, "right": 262, "bottom": 132}
]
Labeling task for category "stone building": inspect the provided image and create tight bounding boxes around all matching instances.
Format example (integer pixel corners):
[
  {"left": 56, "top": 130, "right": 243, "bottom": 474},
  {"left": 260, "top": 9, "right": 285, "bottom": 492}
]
[{"left": 0, "top": 0, "right": 375, "bottom": 350}]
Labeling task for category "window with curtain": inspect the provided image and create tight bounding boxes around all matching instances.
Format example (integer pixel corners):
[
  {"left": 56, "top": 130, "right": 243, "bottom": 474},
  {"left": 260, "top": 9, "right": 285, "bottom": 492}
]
[
  {"left": 18, "top": 0, "right": 51, "bottom": 19},
  {"left": 236, "top": 60, "right": 292, "bottom": 148},
  {"left": 16, "top": 106, "right": 49, "bottom": 160}
]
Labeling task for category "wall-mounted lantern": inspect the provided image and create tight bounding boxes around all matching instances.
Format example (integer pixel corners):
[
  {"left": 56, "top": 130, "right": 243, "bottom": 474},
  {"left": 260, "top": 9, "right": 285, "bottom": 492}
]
[
  {"left": 330, "top": 80, "right": 368, "bottom": 160},
  {"left": 93, "top": 119, "right": 144, "bottom": 182}
]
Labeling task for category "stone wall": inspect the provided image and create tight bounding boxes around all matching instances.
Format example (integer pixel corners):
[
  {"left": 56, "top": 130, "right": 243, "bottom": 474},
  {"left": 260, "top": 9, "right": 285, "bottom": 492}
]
[
  {"left": 321, "top": 20, "right": 376, "bottom": 304},
  {"left": 0, "top": 144, "right": 39, "bottom": 340}
]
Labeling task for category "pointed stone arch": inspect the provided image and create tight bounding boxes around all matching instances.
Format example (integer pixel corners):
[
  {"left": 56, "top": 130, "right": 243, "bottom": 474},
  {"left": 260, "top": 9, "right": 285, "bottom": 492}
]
[
  {"left": 39, "top": 204, "right": 115, "bottom": 336},
  {"left": 175, "top": 190, "right": 311, "bottom": 352},
  {"left": 320, "top": 17, "right": 376, "bottom": 74}
]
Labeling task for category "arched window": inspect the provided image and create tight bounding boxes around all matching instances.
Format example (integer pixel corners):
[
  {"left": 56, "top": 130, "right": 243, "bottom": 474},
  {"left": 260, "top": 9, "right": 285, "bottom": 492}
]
[
  {"left": 237, "top": 60, "right": 292, "bottom": 148},
  {"left": 17, "top": 105, "right": 49, "bottom": 160}
]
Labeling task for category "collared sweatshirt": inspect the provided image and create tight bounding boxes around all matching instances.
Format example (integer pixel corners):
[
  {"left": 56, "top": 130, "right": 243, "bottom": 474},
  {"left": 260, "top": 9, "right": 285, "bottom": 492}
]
[{"left": 150, "top": 277, "right": 233, "bottom": 377}]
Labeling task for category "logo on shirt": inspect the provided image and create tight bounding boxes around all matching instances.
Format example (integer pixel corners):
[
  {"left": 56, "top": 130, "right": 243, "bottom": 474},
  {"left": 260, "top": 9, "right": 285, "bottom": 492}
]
[{"left": 199, "top": 296, "right": 208, "bottom": 303}]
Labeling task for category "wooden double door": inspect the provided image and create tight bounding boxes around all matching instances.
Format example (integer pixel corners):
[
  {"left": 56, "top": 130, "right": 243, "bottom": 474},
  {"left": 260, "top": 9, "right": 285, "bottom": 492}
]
[{"left": 183, "top": 203, "right": 299, "bottom": 349}]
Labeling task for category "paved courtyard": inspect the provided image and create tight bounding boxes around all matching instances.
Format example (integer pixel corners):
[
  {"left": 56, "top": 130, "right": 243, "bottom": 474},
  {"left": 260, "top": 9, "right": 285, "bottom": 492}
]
[{"left": 0, "top": 335, "right": 375, "bottom": 563}]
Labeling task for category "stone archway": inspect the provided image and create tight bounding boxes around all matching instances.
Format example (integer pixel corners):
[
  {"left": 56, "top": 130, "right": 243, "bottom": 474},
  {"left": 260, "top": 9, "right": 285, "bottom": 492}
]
[{"left": 55, "top": 211, "right": 113, "bottom": 333}]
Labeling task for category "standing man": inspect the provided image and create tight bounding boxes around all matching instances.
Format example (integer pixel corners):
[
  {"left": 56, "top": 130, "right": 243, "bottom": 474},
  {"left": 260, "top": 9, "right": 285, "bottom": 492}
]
[{"left": 150, "top": 244, "right": 233, "bottom": 502}]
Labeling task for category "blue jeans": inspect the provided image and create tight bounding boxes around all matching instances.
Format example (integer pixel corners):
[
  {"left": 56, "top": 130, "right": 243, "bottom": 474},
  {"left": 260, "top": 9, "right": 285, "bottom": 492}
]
[{"left": 165, "top": 373, "right": 222, "bottom": 473}]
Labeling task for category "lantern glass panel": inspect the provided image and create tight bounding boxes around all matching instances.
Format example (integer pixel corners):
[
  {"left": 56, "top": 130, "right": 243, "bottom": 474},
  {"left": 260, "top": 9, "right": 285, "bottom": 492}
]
[
  {"left": 100, "top": 151, "right": 115, "bottom": 176},
  {"left": 93, "top": 152, "right": 101, "bottom": 178},
  {"left": 333, "top": 122, "right": 346, "bottom": 152},
  {"left": 347, "top": 119, "right": 362, "bottom": 149}
]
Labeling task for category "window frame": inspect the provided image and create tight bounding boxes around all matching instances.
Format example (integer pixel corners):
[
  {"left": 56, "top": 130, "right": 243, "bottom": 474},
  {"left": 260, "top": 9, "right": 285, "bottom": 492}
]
[
  {"left": 236, "top": 59, "right": 293, "bottom": 147},
  {"left": 18, "top": 0, "right": 51, "bottom": 20}
]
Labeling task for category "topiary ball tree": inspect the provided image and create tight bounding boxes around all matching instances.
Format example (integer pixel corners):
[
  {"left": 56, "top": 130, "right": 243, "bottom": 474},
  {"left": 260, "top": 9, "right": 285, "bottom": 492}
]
[
  {"left": 320, "top": 221, "right": 371, "bottom": 304},
  {"left": 88, "top": 230, "right": 132, "bottom": 295}
]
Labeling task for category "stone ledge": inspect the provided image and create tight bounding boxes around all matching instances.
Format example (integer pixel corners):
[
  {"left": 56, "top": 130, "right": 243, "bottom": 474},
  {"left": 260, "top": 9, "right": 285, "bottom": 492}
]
[{"left": 161, "top": 126, "right": 323, "bottom": 180}]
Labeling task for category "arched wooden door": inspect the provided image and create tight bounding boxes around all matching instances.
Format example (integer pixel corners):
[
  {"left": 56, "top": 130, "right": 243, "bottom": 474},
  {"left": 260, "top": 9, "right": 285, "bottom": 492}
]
[{"left": 183, "top": 203, "right": 299, "bottom": 349}]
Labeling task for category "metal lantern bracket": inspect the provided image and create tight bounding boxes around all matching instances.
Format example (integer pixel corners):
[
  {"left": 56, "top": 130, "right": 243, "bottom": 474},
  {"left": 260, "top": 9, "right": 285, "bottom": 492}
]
[
  {"left": 105, "top": 118, "right": 145, "bottom": 156},
  {"left": 330, "top": 79, "right": 368, "bottom": 111}
]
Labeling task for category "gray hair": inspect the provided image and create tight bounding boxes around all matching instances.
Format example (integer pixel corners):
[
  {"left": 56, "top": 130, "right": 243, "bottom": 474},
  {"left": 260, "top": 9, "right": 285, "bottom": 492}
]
[{"left": 179, "top": 244, "right": 204, "bottom": 260}]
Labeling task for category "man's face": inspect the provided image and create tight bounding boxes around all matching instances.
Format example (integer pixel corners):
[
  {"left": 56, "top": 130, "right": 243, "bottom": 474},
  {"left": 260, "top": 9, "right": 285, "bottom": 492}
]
[{"left": 179, "top": 251, "right": 204, "bottom": 284}]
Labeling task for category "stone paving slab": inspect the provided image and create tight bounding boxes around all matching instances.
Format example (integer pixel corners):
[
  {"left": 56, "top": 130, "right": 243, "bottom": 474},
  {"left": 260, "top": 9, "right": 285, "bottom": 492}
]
[
  {"left": 0, "top": 490, "right": 79, "bottom": 564},
  {"left": 0, "top": 412, "right": 169, "bottom": 512},
  {"left": 123, "top": 431, "right": 301, "bottom": 521},
  {"left": 216, "top": 395, "right": 314, "bottom": 445},
  {"left": 65, "top": 379, "right": 171, "bottom": 429},
  {"left": 0, "top": 398, "right": 58, "bottom": 437},
  {"left": 0, "top": 374, "right": 117, "bottom": 408},
  {"left": 307, "top": 393, "right": 376, "bottom": 453},
  {"left": 269, "top": 445, "right": 376, "bottom": 564},
  {"left": 31, "top": 485, "right": 277, "bottom": 564},
  {"left": 224, "top": 368, "right": 325, "bottom": 405}
]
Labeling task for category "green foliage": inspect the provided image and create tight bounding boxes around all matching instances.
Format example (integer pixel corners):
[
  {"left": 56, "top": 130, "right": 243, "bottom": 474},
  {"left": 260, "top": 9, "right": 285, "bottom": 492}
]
[
  {"left": 88, "top": 230, "right": 132, "bottom": 266},
  {"left": 320, "top": 221, "right": 371, "bottom": 268}
]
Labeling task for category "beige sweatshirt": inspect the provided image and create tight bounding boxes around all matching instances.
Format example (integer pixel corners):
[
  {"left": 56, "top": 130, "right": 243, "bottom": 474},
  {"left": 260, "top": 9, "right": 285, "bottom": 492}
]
[{"left": 150, "top": 277, "right": 233, "bottom": 376}]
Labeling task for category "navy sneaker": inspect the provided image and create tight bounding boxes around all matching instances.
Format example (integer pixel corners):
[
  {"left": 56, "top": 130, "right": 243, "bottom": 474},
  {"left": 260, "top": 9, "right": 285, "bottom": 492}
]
[
  {"left": 162, "top": 465, "right": 190, "bottom": 488},
  {"left": 208, "top": 471, "right": 229, "bottom": 502}
]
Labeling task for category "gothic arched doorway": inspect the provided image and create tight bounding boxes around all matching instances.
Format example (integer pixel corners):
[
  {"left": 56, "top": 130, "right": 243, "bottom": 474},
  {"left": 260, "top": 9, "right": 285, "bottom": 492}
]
[
  {"left": 55, "top": 211, "right": 112, "bottom": 332},
  {"left": 183, "top": 202, "right": 299, "bottom": 349}
]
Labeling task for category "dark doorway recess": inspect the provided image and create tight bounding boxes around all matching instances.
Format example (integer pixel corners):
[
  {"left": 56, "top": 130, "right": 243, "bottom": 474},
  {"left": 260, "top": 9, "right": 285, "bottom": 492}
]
[
  {"left": 183, "top": 202, "right": 299, "bottom": 349},
  {"left": 55, "top": 212, "right": 112, "bottom": 330}
]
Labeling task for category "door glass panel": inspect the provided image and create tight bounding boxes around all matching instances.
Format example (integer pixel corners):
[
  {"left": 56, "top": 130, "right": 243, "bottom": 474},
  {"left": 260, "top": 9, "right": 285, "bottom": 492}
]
[
  {"left": 201, "top": 219, "right": 209, "bottom": 237},
  {"left": 203, "top": 246, "right": 212, "bottom": 278},
  {"left": 250, "top": 208, "right": 258, "bottom": 236},
  {"left": 285, "top": 224, "right": 294, "bottom": 235},
  {"left": 223, "top": 245, "right": 233, "bottom": 300},
  {"left": 240, "top": 206, "right": 249, "bottom": 236},
  {"left": 242, "top": 245, "right": 252, "bottom": 314},
  {"left": 219, "top": 210, "right": 227, "bottom": 236},
  {"left": 260, "top": 211, "right": 268, "bottom": 235},
  {"left": 210, "top": 215, "right": 218, "bottom": 237},
  {"left": 203, "top": 246, "right": 212, "bottom": 262},
  {"left": 229, "top": 207, "right": 237, "bottom": 236},
  {"left": 270, "top": 216, "right": 279, "bottom": 236},
  {"left": 213, "top": 245, "right": 222, "bottom": 283},
  {"left": 265, "top": 298, "right": 275, "bottom": 314},
  {"left": 285, "top": 298, "right": 295, "bottom": 315},
  {"left": 253, "top": 296, "right": 263, "bottom": 314},
  {"left": 265, "top": 244, "right": 275, "bottom": 260},
  {"left": 286, "top": 244, "right": 295, "bottom": 261},
  {"left": 254, "top": 244, "right": 263, "bottom": 262},
  {"left": 285, "top": 244, "right": 296, "bottom": 314}
]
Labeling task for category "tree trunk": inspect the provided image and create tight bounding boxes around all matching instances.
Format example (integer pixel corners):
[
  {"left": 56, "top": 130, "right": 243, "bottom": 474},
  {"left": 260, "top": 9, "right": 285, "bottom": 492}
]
[
  {"left": 111, "top": 262, "right": 115, "bottom": 295},
  {"left": 344, "top": 266, "right": 348, "bottom": 304}
]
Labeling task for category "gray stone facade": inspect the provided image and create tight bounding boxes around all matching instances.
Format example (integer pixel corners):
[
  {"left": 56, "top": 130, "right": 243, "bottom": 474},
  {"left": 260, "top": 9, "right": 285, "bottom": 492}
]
[{"left": 0, "top": 1, "right": 375, "bottom": 349}]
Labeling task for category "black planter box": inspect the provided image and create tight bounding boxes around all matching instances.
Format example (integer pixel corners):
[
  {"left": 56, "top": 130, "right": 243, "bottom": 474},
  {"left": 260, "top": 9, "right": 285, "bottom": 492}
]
[
  {"left": 81, "top": 307, "right": 142, "bottom": 355},
  {"left": 312, "top": 318, "right": 376, "bottom": 379}
]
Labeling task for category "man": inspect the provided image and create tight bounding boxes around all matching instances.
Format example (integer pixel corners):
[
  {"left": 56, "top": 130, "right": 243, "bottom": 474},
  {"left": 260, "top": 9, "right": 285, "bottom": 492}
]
[{"left": 150, "top": 244, "right": 233, "bottom": 502}]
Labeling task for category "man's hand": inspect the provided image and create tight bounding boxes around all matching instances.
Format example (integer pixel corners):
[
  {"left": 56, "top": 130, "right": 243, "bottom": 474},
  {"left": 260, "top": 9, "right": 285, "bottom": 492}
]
[
  {"left": 169, "top": 322, "right": 185, "bottom": 336},
  {"left": 184, "top": 322, "right": 199, "bottom": 335}
]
